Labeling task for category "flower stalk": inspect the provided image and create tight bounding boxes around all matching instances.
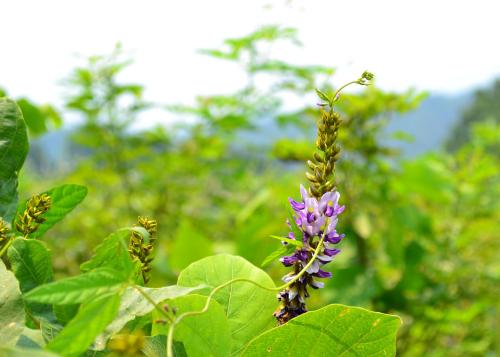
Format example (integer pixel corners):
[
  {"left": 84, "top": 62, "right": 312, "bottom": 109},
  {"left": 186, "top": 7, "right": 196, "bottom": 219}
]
[{"left": 274, "top": 71, "right": 374, "bottom": 324}]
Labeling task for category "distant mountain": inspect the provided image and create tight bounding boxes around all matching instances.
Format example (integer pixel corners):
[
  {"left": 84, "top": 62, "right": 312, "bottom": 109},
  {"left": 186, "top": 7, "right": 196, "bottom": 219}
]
[{"left": 385, "top": 93, "right": 472, "bottom": 157}]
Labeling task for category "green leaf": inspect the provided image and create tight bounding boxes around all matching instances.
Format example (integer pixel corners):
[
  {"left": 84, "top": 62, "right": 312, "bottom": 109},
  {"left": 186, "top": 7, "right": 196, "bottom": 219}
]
[
  {"left": 269, "top": 235, "right": 303, "bottom": 247},
  {"left": 261, "top": 244, "right": 295, "bottom": 267},
  {"left": 241, "top": 304, "right": 401, "bottom": 356},
  {"left": 153, "top": 294, "right": 231, "bottom": 357},
  {"left": 177, "top": 255, "right": 276, "bottom": 356},
  {"left": 7, "top": 238, "right": 53, "bottom": 292},
  {"left": 315, "top": 88, "right": 331, "bottom": 103},
  {"left": 0, "top": 98, "right": 29, "bottom": 222},
  {"left": 17, "top": 98, "right": 48, "bottom": 136},
  {"left": 0, "top": 260, "right": 25, "bottom": 347},
  {"left": 94, "top": 284, "right": 205, "bottom": 349},
  {"left": 46, "top": 294, "right": 121, "bottom": 356},
  {"left": 0, "top": 346, "right": 59, "bottom": 357},
  {"left": 80, "top": 228, "right": 137, "bottom": 275},
  {"left": 7, "top": 238, "right": 54, "bottom": 318},
  {"left": 24, "top": 268, "right": 126, "bottom": 305},
  {"left": 16, "top": 184, "right": 88, "bottom": 239}
]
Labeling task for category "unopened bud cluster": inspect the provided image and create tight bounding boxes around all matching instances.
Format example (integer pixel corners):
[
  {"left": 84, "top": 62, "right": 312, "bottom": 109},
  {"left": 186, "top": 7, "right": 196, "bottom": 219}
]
[
  {"left": 15, "top": 193, "right": 52, "bottom": 236},
  {"left": 0, "top": 218, "right": 10, "bottom": 252},
  {"left": 306, "top": 109, "right": 341, "bottom": 198},
  {"left": 129, "top": 216, "right": 157, "bottom": 284}
]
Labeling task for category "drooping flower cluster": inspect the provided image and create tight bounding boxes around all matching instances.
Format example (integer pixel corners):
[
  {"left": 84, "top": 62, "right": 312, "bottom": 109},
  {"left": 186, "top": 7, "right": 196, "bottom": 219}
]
[
  {"left": 273, "top": 72, "right": 373, "bottom": 324},
  {"left": 274, "top": 184, "right": 345, "bottom": 324}
]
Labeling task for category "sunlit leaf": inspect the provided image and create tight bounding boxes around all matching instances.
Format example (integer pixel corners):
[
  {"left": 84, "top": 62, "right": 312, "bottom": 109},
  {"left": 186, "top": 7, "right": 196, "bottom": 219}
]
[
  {"left": 153, "top": 294, "right": 231, "bottom": 357},
  {"left": 24, "top": 268, "right": 126, "bottom": 305},
  {"left": 177, "top": 255, "right": 276, "bottom": 355},
  {"left": 241, "top": 304, "right": 401, "bottom": 356},
  {"left": 80, "top": 228, "right": 138, "bottom": 276}
]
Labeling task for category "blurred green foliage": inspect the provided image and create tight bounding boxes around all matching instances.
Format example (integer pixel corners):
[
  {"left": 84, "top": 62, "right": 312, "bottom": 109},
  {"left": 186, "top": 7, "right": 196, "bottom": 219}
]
[{"left": 14, "top": 26, "right": 499, "bottom": 356}]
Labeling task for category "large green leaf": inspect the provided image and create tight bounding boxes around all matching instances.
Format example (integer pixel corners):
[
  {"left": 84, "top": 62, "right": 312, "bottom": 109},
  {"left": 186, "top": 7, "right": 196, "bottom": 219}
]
[
  {"left": 0, "top": 260, "right": 25, "bottom": 346},
  {"left": 80, "top": 228, "right": 139, "bottom": 275},
  {"left": 7, "top": 238, "right": 54, "bottom": 318},
  {"left": 46, "top": 294, "right": 121, "bottom": 356},
  {"left": 24, "top": 268, "right": 126, "bottom": 305},
  {"left": 0, "top": 98, "right": 29, "bottom": 222},
  {"left": 153, "top": 294, "right": 231, "bottom": 357},
  {"left": 16, "top": 184, "right": 88, "bottom": 239},
  {"left": 94, "top": 284, "right": 205, "bottom": 349},
  {"left": 177, "top": 255, "right": 276, "bottom": 356},
  {"left": 241, "top": 304, "right": 401, "bottom": 356}
]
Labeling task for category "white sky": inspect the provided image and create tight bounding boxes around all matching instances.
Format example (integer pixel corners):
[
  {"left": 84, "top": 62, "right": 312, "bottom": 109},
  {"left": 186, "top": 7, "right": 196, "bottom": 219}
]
[{"left": 1, "top": 0, "right": 499, "bottom": 115}]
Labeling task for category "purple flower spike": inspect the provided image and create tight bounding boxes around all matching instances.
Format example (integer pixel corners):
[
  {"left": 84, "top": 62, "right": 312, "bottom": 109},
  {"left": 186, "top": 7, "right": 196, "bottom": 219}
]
[{"left": 275, "top": 185, "right": 346, "bottom": 324}]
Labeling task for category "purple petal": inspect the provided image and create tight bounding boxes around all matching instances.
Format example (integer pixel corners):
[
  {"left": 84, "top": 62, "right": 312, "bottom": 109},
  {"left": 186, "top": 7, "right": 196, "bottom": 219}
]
[
  {"left": 310, "top": 280, "right": 325, "bottom": 289},
  {"left": 300, "top": 184, "right": 310, "bottom": 201},
  {"left": 280, "top": 255, "right": 298, "bottom": 266},
  {"left": 324, "top": 205, "right": 334, "bottom": 217},
  {"left": 314, "top": 269, "right": 332, "bottom": 278},
  {"left": 325, "top": 230, "right": 343, "bottom": 243},
  {"left": 297, "top": 250, "right": 309, "bottom": 261},
  {"left": 324, "top": 248, "right": 341, "bottom": 257},
  {"left": 306, "top": 259, "right": 320, "bottom": 274},
  {"left": 289, "top": 198, "right": 305, "bottom": 211},
  {"left": 335, "top": 205, "right": 345, "bottom": 215},
  {"left": 326, "top": 217, "right": 338, "bottom": 234},
  {"left": 317, "top": 254, "right": 334, "bottom": 262}
]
